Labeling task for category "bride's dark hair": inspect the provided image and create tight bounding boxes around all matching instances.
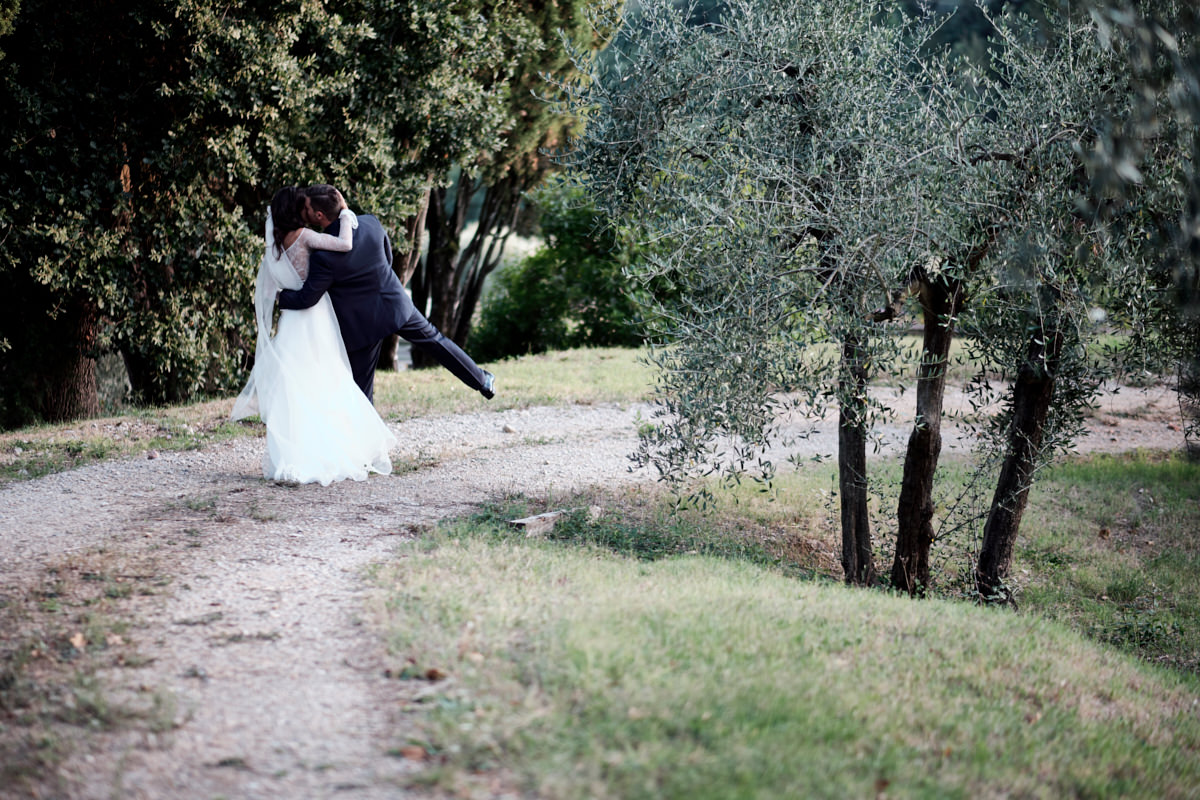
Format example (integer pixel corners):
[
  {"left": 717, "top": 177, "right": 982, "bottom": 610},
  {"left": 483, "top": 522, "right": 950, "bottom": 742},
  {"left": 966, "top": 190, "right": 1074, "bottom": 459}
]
[{"left": 269, "top": 186, "right": 305, "bottom": 258}]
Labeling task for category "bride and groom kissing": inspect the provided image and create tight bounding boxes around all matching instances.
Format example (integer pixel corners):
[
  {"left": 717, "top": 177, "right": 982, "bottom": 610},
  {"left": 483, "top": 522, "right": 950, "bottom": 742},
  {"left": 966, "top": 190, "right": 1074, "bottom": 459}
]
[{"left": 232, "top": 183, "right": 496, "bottom": 486}]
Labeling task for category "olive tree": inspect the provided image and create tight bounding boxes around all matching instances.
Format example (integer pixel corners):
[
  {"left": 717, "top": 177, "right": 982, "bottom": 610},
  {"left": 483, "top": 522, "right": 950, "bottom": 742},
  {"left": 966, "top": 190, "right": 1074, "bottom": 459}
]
[
  {"left": 946, "top": 7, "right": 1138, "bottom": 601},
  {"left": 564, "top": 0, "right": 996, "bottom": 586},
  {"left": 567, "top": 0, "right": 1137, "bottom": 596}
]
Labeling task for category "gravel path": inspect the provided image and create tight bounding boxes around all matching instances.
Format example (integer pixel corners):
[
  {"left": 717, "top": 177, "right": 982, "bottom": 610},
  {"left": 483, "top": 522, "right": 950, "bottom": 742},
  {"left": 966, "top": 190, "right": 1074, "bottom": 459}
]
[
  {"left": 0, "top": 386, "right": 1186, "bottom": 799},
  {"left": 2, "top": 403, "right": 653, "bottom": 800}
]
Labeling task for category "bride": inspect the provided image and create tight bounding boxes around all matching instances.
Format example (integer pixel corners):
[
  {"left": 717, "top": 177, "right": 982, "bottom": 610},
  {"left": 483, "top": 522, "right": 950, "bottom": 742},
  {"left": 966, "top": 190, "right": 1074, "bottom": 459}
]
[{"left": 231, "top": 186, "right": 396, "bottom": 485}]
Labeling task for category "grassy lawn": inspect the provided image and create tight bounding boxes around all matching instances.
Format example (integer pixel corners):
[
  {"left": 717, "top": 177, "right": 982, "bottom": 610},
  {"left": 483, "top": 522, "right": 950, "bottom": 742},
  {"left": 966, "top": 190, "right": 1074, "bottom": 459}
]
[
  {"left": 372, "top": 346, "right": 653, "bottom": 420},
  {"left": 375, "top": 451, "right": 1200, "bottom": 799},
  {"left": 1018, "top": 452, "right": 1200, "bottom": 673}
]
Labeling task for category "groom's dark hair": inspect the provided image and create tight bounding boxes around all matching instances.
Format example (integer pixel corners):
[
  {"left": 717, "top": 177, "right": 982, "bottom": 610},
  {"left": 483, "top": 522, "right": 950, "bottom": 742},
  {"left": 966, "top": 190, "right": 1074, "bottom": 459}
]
[{"left": 304, "top": 184, "right": 341, "bottom": 220}]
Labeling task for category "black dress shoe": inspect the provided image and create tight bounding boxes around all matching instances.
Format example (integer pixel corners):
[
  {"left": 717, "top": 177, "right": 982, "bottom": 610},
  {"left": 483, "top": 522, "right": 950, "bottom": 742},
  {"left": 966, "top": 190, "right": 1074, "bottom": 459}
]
[{"left": 480, "top": 370, "right": 496, "bottom": 400}]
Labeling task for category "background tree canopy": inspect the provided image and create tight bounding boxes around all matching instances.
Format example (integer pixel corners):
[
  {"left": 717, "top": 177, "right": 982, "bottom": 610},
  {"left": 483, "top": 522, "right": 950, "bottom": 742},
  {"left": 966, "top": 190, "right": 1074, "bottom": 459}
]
[
  {"left": 408, "top": 0, "right": 612, "bottom": 369},
  {"left": 0, "top": 0, "right": 609, "bottom": 427}
]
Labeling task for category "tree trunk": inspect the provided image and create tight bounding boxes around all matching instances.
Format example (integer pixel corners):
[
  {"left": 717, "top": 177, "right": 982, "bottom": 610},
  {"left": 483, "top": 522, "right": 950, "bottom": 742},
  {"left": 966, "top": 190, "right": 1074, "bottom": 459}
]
[
  {"left": 449, "top": 177, "right": 523, "bottom": 345},
  {"left": 395, "top": 188, "right": 430, "bottom": 288},
  {"left": 975, "top": 324, "right": 1064, "bottom": 604},
  {"left": 412, "top": 178, "right": 471, "bottom": 369},
  {"left": 38, "top": 299, "right": 101, "bottom": 423},
  {"left": 891, "top": 277, "right": 964, "bottom": 595},
  {"left": 839, "top": 336, "right": 875, "bottom": 586},
  {"left": 1177, "top": 307, "right": 1200, "bottom": 460},
  {"left": 379, "top": 188, "right": 430, "bottom": 372},
  {"left": 411, "top": 174, "right": 525, "bottom": 368},
  {"left": 377, "top": 334, "right": 403, "bottom": 372}
]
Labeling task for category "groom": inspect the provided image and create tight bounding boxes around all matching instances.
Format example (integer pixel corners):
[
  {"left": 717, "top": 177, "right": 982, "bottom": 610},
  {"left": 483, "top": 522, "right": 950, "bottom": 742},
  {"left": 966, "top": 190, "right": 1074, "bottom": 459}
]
[{"left": 277, "top": 184, "right": 495, "bottom": 403}]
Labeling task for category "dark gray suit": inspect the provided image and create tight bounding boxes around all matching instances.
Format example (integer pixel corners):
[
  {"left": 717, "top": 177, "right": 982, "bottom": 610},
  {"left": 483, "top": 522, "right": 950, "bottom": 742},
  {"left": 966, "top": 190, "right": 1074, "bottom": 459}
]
[{"left": 277, "top": 214, "right": 488, "bottom": 402}]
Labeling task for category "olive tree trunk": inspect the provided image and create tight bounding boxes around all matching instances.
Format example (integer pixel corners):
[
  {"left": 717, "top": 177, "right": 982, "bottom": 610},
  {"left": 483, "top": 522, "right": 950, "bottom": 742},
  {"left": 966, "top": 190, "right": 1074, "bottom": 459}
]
[
  {"left": 975, "top": 323, "right": 1064, "bottom": 604},
  {"left": 891, "top": 277, "right": 964, "bottom": 594},
  {"left": 838, "top": 335, "right": 876, "bottom": 585},
  {"left": 410, "top": 174, "right": 521, "bottom": 369}
]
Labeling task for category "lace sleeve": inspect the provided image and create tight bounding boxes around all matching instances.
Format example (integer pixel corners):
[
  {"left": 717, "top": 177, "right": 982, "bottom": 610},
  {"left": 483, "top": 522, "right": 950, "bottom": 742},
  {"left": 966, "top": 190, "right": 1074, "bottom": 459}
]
[{"left": 303, "top": 209, "right": 356, "bottom": 253}]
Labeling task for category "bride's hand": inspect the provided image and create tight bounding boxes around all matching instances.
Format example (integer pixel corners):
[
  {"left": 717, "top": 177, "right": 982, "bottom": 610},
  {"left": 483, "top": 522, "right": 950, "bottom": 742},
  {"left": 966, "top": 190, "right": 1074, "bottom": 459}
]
[
  {"left": 337, "top": 194, "right": 358, "bottom": 229},
  {"left": 334, "top": 188, "right": 348, "bottom": 212}
]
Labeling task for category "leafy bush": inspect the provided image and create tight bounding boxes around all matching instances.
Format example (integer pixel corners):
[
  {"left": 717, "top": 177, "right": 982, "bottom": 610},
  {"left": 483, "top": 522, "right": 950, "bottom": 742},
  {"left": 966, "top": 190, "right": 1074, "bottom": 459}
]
[{"left": 472, "top": 181, "right": 645, "bottom": 362}]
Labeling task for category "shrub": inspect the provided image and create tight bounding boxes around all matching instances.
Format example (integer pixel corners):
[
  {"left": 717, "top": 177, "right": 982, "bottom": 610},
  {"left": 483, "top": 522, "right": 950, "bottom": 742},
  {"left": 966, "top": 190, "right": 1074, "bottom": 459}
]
[{"left": 472, "top": 181, "right": 644, "bottom": 361}]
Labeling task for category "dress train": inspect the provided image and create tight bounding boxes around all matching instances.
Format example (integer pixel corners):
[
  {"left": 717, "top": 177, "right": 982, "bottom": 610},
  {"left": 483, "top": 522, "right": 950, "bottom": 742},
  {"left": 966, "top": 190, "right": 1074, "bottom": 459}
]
[{"left": 232, "top": 212, "right": 396, "bottom": 486}]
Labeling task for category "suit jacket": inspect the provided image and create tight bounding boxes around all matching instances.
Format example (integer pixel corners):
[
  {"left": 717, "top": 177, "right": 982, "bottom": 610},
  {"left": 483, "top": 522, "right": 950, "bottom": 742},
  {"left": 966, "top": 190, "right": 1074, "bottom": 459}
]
[{"left": 277, "top": 214, "right": 413, "bottom": 353}]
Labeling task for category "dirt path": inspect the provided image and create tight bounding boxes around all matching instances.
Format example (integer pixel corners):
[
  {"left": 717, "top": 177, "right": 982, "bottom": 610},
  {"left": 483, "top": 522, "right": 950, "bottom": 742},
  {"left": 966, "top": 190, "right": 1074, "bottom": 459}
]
[
  {"left": 0, "top": 386, "right": 1186, "bottom": 799},
  {"left": 2, "top": 404, "right": 653, "bottom": 799}
]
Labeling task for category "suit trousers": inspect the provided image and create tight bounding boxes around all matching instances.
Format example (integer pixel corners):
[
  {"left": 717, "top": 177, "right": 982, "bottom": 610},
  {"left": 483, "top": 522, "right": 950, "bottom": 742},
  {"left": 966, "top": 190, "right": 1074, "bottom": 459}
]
[
  {"left": 347, "top": 339, "right": 385, "bottom": 403},
  {"left": 346, "top": 310, "right": 487, "bottom": 403}
]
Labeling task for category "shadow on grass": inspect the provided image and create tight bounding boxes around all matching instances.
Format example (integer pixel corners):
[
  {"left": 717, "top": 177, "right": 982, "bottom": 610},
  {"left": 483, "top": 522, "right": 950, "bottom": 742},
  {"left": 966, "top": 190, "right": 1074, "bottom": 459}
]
[
  {"left": 447, "top": 451, "right": 1200, "bottom": 676},
  {"left": 459, "top": 490, "right": 836, "bottom": 583}
]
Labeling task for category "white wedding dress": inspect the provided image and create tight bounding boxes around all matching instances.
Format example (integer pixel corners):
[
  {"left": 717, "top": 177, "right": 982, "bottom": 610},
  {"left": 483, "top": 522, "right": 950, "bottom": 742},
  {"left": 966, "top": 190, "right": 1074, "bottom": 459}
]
[{"left": 231, "top": 209, "right": 396, "bottom": 485}]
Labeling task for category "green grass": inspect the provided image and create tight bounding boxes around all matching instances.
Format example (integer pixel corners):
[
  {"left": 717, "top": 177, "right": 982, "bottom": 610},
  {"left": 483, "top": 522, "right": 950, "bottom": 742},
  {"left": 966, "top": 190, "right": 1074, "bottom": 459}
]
[
  {"left": 372, "top": 346, "right": 652, "bottom": 421},
  {"left": 665, "top": 449, "right": 1200, "bottom": 674},
  {"left": 376, "top": 509, "right": 1200, "bottom": 799},
  {"left": 370, "top": 449, "right": 1200, "bottom": 798},
  {"left": 1017, "top": 451, "right": 1200, "bottom": 673},
  {"left": 0, "top": 405, "right": 247, "bottom": 483},
  {"left": 673, "top": 450, "right": 1200, "bottom": 673},
  {"left": 469, "top": 490, "right": 836, "bottom": 579}
]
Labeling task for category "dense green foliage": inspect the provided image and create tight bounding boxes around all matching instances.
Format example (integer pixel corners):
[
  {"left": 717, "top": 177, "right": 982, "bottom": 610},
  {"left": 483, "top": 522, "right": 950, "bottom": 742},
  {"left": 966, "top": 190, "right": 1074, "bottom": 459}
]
[
  {"left": 0, "top": 0, "right": 595, "bottom": 427},
  {"left": 472, "top": 181, "right": 644, "bottom": 361},
  {"left": 0, "top": 0, "right": 17, "bottom": 57},
  {"left": 0, "top": 1, "right": 345, "bottom": 422}
]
